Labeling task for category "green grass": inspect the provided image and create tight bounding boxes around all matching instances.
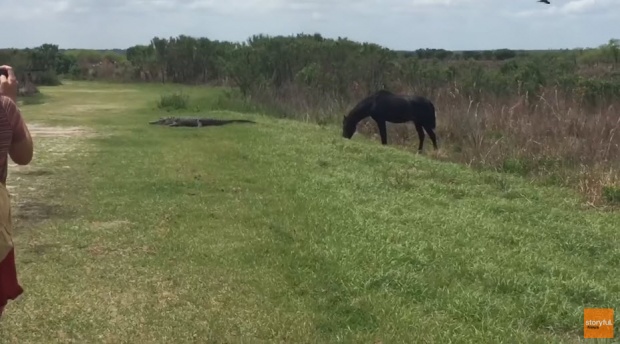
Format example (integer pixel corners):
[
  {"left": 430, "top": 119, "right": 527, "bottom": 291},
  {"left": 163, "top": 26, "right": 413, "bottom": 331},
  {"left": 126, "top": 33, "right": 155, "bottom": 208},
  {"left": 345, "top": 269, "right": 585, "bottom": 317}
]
[{"left": 1, "top": 80, "right": 619, "bottom": 343}]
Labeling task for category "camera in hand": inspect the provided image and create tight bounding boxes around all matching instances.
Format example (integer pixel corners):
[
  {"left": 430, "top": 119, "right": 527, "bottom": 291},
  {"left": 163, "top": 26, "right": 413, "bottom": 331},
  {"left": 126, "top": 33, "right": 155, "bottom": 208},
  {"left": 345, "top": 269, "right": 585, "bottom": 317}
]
[{"left": 0, "top": 68, "right": 8, "bottom": 78}]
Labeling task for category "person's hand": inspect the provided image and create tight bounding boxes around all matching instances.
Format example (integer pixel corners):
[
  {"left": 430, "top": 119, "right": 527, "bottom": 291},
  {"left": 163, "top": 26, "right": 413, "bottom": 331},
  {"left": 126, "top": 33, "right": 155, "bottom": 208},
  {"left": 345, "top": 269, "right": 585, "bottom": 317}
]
[{"left": 0, "top": 65, "right": 18, "bottom": 102}]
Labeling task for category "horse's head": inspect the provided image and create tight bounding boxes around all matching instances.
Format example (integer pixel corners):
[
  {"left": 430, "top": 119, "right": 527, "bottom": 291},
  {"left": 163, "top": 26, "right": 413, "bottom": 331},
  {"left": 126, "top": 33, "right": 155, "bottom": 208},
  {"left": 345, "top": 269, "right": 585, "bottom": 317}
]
[{"left": 342, "top": 115, "right": 356, "bottom": 139}]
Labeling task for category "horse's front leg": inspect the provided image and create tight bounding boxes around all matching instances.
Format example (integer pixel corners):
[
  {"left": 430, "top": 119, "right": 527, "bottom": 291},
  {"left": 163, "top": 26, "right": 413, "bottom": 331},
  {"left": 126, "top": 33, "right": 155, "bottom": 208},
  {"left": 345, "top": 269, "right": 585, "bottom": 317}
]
[{"left": 376, "top": 120, "right": 388, "bottom": 145}]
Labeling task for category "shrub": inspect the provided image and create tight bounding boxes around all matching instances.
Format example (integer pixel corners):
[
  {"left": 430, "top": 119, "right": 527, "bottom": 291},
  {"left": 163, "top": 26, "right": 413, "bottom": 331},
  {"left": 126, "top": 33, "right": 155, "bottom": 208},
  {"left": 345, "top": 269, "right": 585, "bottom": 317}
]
[
  {"left": 157, "top": 92, "right": 189, "bottom": 111},
  {"left": 602, "top": 186, "right": 620, "bottom": 204}
]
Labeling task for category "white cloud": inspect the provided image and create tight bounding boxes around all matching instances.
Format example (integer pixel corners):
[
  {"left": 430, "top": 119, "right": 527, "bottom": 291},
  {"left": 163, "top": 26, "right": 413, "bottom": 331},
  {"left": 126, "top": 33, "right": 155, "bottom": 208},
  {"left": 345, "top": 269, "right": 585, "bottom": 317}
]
[
  {"left": 512, "top": 0, "right": 618, "bottom": 17},
  {"left": 311, "top": 11, "right": 324, "bottom": 21},
  {"left": 5, "top": 0, "right": 498, "bottom": 19},
  {"left": 185, "top": 0, "right": 287, "bottom": 14},
  {"left": 2, "top": 0, "right": 618, "bottom": 51},
  {"left": 562, "top": 0, "right": 615, "bottom": 13}
]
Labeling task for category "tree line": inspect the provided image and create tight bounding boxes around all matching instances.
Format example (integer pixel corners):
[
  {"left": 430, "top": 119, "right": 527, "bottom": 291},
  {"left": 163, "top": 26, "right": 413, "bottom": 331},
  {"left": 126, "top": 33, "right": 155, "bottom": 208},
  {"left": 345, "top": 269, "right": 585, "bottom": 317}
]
[{"left": 2, "top": 34, "right": 619, "bottom": 111}]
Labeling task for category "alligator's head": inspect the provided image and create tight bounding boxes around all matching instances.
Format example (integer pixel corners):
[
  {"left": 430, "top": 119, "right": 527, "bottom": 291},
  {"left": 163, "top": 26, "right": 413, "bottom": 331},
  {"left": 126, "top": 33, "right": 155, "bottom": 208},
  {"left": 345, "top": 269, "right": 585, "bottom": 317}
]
[{"left": 149, "top": 117, "right": 177, "bottom": 125}]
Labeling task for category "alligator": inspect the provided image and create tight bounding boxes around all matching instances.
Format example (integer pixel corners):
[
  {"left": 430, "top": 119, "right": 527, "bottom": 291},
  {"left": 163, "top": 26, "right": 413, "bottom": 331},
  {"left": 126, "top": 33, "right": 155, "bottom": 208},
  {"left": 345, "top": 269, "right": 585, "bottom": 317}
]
[{"left": 149, "top": 117, "right": 256, "bottom": 127}]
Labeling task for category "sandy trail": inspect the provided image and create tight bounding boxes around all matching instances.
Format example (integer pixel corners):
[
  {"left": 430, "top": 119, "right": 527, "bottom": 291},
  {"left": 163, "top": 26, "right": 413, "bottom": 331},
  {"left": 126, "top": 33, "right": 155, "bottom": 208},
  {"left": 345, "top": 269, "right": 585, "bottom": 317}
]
[
  {"left": 7, "top": 123, "right": 95, "bottom": 231},
  {"left": 23, "top": 124, "right": 92, "bottom": 138}
]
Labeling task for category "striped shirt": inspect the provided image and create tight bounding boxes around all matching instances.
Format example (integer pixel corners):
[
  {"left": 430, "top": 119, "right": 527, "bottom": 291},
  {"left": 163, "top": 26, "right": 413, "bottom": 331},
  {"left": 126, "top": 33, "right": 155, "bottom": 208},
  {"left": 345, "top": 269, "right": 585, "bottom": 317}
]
[{"left": 0, "top": 95, "right": 28, "bottom": 185}]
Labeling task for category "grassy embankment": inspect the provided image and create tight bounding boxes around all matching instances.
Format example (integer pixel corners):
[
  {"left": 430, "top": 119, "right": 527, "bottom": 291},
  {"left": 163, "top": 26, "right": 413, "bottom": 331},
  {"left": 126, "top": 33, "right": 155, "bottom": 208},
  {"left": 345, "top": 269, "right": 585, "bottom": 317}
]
[{"left": 1, "top": 80, "right": 618, "bottom": 343}]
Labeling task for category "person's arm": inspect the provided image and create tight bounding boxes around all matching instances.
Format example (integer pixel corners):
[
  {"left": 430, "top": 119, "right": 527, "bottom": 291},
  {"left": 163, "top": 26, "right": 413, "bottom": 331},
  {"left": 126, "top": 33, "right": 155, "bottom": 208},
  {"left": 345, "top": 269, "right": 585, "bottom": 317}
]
[
  {"left": 3, "top": 97, "right": 33, "bottom": 166},
  {"left": 0, "top": 65, "right": 32, "bottom": 165}
]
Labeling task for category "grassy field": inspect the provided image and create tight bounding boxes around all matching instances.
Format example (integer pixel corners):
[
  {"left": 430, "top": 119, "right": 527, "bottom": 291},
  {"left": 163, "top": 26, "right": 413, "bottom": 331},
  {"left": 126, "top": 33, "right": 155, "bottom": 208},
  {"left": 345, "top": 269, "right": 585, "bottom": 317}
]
[{"left": 0, "top": 81, "right": 618, "bottom": 343}]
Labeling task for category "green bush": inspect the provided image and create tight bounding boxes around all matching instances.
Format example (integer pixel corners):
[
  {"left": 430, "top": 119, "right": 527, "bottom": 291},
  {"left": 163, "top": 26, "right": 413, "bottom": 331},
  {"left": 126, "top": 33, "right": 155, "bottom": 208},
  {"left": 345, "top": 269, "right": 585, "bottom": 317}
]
[
  {"left": 34, "top": 70, "right": 62, "bottom": 86},
  {"left": 602, "top": 186, "right": 620, "bottom": 204},
  {"left": 157, "top": 92, "right": 189, "bottom": 111}
]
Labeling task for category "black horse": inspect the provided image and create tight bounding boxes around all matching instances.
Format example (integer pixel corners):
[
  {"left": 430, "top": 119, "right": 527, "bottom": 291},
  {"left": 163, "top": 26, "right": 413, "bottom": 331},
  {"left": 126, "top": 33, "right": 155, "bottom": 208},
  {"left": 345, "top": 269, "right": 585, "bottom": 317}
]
[{"left": 342, "top": 90, "right": 438, "bottom": 152}]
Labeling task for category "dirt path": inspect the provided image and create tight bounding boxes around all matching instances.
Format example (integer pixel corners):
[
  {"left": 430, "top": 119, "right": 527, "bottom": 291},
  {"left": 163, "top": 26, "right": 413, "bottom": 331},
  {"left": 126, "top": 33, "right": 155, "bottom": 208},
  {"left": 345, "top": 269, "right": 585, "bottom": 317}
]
[{"left": 7, "top": 123, "right": 95, "bottom": 232}]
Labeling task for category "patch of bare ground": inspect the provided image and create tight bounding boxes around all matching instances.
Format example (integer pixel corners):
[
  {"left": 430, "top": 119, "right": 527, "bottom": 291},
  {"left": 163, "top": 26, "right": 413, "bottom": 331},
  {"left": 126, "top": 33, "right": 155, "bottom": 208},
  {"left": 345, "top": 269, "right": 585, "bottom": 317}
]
[
  {"left": 56, "top": 88, "right": 139, "bottom": 93},
  {"left": 7, "top": 123, "right": 96, "bottom": 231},
  {"left": 26, "top": 123, "right": 94, "bottom": 138},
  {"left": 67, "top": 103, "right": 131, "bottom": 113}
]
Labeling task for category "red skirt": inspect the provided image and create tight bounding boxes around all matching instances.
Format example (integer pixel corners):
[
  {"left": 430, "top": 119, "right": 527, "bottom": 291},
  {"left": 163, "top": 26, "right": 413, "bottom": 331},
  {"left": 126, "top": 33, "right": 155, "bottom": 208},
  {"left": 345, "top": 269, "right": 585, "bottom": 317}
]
[{"left": 0, "top": 248, "right": 23, "bottom": 310}]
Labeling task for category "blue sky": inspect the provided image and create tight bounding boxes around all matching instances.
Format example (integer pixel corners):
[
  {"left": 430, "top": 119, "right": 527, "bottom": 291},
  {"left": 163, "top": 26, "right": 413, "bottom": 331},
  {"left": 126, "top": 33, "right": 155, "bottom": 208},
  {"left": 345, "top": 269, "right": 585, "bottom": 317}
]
[{"left": 4, "top": 0, "right": 620, "bottom": 51}]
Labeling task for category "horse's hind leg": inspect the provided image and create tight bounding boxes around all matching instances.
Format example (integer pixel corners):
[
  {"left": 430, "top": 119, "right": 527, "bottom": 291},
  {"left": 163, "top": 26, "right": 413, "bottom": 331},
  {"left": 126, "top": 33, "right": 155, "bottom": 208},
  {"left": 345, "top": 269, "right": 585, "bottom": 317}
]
[
  {"left": 425, "top": 127, "right": 438, "bottom": 150},
  {"left": 414, "top": 122, "right": 425, "bottom": 152}
]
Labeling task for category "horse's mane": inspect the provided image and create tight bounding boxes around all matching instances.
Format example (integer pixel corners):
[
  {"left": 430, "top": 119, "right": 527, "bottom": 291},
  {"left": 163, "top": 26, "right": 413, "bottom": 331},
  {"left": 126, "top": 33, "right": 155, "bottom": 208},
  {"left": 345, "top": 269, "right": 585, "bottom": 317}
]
[
  {"left": 372, "top": 89, "right": 394, "bottom": 97},
  {"left": 345, "top": 89, "right": 398, "bottom": 123},
  {"left": 350, "top": 89, "right": 392, "bottom": 109},
  {"left": 345, "top": 94, "right": 374, "bottom": 120}
]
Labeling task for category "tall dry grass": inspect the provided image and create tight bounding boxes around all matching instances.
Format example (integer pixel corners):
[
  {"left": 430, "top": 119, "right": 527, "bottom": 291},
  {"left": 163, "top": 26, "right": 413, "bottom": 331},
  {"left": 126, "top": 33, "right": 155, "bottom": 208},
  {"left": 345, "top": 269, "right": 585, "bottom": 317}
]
[{"left": 243, "top": 82, "right": 620, "bottom": 207}]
